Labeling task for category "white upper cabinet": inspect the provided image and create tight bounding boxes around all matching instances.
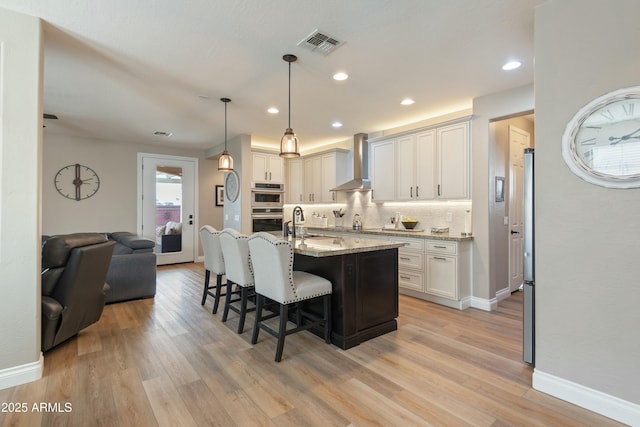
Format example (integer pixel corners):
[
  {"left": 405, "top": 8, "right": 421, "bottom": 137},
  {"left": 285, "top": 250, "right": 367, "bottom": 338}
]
[
  {"left": 290, "top": 149, "right": 348, "bottom": 204},
  {"left": 252, "top": 152, "right": 284, "bottom": 183},
  {"left": 370, "top": 118, "right": 470, "bottom": 202},
  {"left": 370, "top": 139, "right": 396, "bottom": 202},
  {"left": 286, "top": 158, "right": 305, "bottom": 203},
  {"left": 437, "top": 122, "right": 469, "bottom": 199},
  {"left": 396, "top": 132, "right": 436, "bottom": 200}
]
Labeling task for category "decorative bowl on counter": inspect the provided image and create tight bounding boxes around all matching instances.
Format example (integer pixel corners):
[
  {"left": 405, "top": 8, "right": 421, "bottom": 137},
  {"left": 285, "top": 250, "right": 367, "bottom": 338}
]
[{"left": 401, "top": 220, "right": 418, "bottom": 229}]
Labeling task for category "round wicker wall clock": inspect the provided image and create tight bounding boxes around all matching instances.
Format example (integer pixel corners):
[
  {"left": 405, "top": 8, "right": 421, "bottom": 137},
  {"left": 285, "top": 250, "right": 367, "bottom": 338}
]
[
  {"left": 54, "top": 163, "right": 100, "bottom": 201},
  {"left": 562, "top": 86, "right": 640, "bottom": 188}
]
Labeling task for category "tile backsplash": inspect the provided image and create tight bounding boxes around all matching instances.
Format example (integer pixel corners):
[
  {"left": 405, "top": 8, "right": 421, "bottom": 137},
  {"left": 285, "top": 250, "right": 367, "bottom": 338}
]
[{"left": 284, "top": 191, "right": 472, "bottom": 234}]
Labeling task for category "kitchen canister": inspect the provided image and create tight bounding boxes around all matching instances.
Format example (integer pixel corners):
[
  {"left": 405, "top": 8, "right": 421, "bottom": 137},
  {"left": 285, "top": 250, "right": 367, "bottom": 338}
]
[{"left": 463, "top": 209, "right": 472, "bottom": 236}]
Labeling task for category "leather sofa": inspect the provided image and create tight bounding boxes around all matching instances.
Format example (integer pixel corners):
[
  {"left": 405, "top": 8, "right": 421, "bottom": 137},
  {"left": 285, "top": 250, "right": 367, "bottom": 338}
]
[
  {"left": 105, "top": 232, "right": 156, "bottom": 303},
  {"left": 41, "top": 233, "right": 115, "bottom": 352}
]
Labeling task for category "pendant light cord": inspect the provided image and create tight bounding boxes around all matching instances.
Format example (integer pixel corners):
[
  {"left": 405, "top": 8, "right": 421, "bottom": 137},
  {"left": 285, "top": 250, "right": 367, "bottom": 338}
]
[
  {"left": 288, "top": 60, "right": 291, "bottom": 128},
  {"left": 224, "top": 101, "right": 228, "bottom": 149}
]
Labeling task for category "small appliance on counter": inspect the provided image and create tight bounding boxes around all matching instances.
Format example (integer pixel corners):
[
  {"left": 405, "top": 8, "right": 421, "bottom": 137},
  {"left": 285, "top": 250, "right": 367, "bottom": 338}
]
[{"left": 352, "top": 214, "right": 362, "bottom": 230}]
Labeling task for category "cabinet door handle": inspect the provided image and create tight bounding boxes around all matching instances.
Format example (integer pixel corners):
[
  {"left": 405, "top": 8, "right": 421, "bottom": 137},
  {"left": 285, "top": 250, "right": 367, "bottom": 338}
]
[
  {"left": 269, "top": 172, "right": 272, "bottom": 180},
  {"left": 410, "top": 186, "right": 413, "bottom": 198},
  {"left": 434, "top": 245, "right": 447, "bottom": 249},
  {"left": 438, "top": 184, "right": 441, "bottom": 196},
  {"left": 265, "top": 172, "right": 268, "bottom": 180},
  {"left": 416, "top": 186, "right": 419, "bottom": 197},
  {"left": 332, "top": 192, "right": 335, "bottom": 201},
  {"left": 299, "top": 194, "right": 302, "bottom": 202},
  {"left": 399, "top": 257, "right": 411, "bottom": 261},
  {"left": 400, "top": 275, "right": 411, "bottom": 280},
  {"left": 433, "top": 257, "right": 447, "bottom": 261}
]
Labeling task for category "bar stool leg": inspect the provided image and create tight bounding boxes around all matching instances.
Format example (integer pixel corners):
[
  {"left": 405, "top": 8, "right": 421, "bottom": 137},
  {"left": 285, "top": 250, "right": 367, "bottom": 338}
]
[
  {"left": 251, "top": 294, "right": 263, "bottom": 345},
  {"left": 275, "top": 303, "right": 288, "bottom": 362},
  {"left": 201, "top": 269, "right": 211, "bottom": 305},
  {"left": 222, "top": 281, "right": 234, "bottom": 322},
  {"left": 238, "top": 286, "right": 248, "bottom": 333},
  {"left": 212, "top": 274, "right": 223, "bottom": 314},
  {"left": 324, "top": 294, "right": 332, "bottom": 344}
]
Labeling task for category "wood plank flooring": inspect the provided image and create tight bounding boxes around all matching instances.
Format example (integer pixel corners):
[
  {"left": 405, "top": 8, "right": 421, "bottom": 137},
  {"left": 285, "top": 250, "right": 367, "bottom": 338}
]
[{"left": 0, "top": 262, "right": 623, "bottom": 426}]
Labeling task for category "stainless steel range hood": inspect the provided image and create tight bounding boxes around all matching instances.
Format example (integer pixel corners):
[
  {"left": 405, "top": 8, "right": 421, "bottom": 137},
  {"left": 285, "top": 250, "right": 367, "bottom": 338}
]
[{"left": 331, "top": 133, "right": 370, "bottom": 191}]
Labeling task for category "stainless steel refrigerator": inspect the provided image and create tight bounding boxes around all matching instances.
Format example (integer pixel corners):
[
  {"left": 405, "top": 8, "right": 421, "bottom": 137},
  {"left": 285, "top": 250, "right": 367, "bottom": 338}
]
[{"left": 523, "top": 148, "right": 535, "bottom": 365}]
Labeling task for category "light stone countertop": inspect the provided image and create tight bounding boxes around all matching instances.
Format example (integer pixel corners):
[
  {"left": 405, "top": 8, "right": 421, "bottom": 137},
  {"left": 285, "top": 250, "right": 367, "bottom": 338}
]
[
  {"left": 304, "top": 226, "right": 473, "bottom": 242},
  {"left": 290, "top": 234, "right": 405, "bottom": 257}
]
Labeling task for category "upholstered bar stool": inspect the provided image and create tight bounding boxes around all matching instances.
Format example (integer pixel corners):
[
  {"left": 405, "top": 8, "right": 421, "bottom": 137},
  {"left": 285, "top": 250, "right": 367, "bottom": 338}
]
[
  {"left": 248, "top": 232, "right": 332, "bottom": 362},
  {"left": 219, "top": 228, "right": 255, "bottom": 333},
  {"left": 199, "top": 225, "right": 226, "bottom": 314}
]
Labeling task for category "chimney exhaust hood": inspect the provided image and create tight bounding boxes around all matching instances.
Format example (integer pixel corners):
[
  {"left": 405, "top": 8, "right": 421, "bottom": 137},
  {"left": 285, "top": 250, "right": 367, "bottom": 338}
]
[{"left": 331, "top": 133, "right": 370, "bottom": 192}]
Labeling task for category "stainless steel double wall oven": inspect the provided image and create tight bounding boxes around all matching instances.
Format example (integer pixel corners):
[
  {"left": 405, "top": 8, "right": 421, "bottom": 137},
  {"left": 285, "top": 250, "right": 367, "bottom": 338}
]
[{"left": 251, "top": 182, "right": 284, "bottom": 233}]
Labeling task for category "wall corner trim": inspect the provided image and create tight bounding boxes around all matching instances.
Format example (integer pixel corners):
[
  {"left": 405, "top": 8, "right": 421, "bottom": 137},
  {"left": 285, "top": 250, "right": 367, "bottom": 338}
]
[
  {"left": 533, "top": 369, "right": 640, "bottom": 426},
  {"left": 0, "top": 354, "right": 43, "bottom": 391}
]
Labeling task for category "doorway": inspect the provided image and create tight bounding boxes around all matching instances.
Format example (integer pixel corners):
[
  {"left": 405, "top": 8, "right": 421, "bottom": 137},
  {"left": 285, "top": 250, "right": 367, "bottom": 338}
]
[
  {"left": 508, "top": 125, "right": 530, "bottom": 292},
  {"left": 137, "top": 153, "right": 198, "bottom": 265},
  {"left": 489, "top": 113, "right": 534, "bottom": 298}
]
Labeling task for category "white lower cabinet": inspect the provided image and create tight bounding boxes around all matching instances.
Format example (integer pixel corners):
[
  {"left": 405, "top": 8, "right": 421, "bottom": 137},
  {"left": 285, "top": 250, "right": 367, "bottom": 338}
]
[
  {"left": 395, "top": 237, "right": 425, "bottom": 292},
  {"left": 399, "top": 237, "right": 471, "bottom": 310},
  {"left": 304, "top": 229, "right": 471, "bottom": 310}
]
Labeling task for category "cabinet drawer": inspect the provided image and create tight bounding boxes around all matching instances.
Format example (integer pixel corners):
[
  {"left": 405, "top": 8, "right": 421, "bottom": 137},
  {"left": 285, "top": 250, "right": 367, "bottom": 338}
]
[
  {"left": 398, "top": 269, "right": 424, "bottom": 291},
  {"left": 426, "top": 241, "right": 457, "bottom": 254},
  {"left": 398, "top": 250, "right": 423, "bottom": 270},
  {"left": 391, "top": 237, "right": 425, "bottom": 251}
]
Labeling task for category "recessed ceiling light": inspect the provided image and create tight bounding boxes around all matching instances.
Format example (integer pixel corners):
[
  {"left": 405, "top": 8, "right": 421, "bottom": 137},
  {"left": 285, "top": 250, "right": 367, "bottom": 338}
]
[
  {"left": 332, "top": 121, "right": 343, "bottom": 128},
  {"left": 502, "top": 60, "right": 522, "bottom": 71},
  {"left": 267, "top": 107, "right": 279, "bottom": 114},
  {"left": 153, "top": 131, "right": 173, "bottom": 137},
  {"left": 333, "top": 72, "right": 349, "bottom": 81},
  {"left": 400, "top": 98, "right": 415, "bottom": 106}
]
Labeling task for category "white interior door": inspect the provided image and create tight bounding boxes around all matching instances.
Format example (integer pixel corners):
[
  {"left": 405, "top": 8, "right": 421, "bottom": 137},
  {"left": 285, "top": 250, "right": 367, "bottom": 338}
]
[
  {"left": 508, "top": 126, "right": 530, "bottom": 292},
  {"left": 138, "top": 153, "right": 198, "bottom": 265}
]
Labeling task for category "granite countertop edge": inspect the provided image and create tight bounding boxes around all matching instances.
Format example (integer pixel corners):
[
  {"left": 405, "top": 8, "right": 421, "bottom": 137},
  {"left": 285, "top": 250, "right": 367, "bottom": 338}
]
[{"left": 305, "top": 226, "right": 473, "bottom": 242}]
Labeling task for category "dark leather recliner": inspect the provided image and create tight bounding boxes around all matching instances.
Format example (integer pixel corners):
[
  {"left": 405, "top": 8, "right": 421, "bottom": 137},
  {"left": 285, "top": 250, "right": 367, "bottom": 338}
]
[{"left": 41, "top": 233, "right": 115, "bottom": 352}]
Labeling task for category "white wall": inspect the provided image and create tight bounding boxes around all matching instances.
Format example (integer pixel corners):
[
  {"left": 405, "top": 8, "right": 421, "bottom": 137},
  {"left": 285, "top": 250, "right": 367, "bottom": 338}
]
[
  {"left": 0, "top": 8, "right": 43, "bottom": 388},
  {"left": 534, "top": 0, "right": 640, "bottom": 422},
  {"left": 42, "top": 133, "right": 224, "bottom": 255}
]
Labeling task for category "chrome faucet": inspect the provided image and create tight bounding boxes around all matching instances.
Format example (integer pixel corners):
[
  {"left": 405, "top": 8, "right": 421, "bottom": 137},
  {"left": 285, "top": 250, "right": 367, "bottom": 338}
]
[
  {"left": 291, "top": 206, "right": 305, "bottom": 239},
  {"left": 283, "top": 220, "right": 292, "bottom": 239}
]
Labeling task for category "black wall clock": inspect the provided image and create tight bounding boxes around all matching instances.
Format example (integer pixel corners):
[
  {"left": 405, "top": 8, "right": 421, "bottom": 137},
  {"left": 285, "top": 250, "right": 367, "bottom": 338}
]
[{"left": 54, "top": 163, "right": 101, "bottom": 201}]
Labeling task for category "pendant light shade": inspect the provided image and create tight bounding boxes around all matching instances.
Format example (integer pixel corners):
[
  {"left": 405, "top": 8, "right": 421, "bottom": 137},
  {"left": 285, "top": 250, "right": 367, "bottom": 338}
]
[
  {"left": 218, "top": 97, "right": 234, "bottom": 171},
  {"left": 279, "top": 54, "right": 300, "bottom": 158}
]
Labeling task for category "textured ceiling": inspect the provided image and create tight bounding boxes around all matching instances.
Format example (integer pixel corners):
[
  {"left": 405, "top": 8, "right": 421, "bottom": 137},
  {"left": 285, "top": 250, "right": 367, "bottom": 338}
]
[{"left": 0, "top": 0, "right": 544, "bottom": 151}]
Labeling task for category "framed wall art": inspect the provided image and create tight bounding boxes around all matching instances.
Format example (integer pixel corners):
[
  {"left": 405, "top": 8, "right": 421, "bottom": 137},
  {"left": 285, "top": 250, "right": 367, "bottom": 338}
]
[
  {"left": 215, "top": 185, "right": 224, "bottom": 207},
  {"left": 495, "top": 176, "right": 505, "bottom": 202}
]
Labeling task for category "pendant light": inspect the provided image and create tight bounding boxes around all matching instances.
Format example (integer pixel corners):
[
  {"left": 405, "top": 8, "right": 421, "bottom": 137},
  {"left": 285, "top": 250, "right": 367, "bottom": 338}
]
[
  {"left": 279, "top": 54, "right": 300, "bottom": 158},
  {"left": 218, "top": 97, "right": 234, "bottom": 171}
]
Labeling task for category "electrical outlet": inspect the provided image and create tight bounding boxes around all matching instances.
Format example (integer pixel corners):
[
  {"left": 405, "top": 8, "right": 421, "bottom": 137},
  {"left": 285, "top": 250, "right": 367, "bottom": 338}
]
[
  {"left": 504, "top": 216, "right": 509, "bottom": 225},
  {"left": 446, "top": 212, "right": 453, "bottom": 222}
]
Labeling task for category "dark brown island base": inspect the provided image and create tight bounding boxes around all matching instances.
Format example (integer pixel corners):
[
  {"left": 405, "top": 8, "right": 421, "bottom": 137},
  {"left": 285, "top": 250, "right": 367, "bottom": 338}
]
[{"left": 290, "top": 235, "right": 405, "bottom": 350}]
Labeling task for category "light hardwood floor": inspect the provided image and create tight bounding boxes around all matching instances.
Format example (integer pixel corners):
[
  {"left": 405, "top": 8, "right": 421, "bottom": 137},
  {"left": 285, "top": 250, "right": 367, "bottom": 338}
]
[{"left": 1, "top": 262, "right": 622, "bottom": 426}]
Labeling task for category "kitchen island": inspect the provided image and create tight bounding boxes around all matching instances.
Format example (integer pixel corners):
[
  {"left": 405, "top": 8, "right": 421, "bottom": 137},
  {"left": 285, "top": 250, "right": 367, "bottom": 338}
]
[{"left": 291, "top": 234, "right": 405, "bottom": 350}]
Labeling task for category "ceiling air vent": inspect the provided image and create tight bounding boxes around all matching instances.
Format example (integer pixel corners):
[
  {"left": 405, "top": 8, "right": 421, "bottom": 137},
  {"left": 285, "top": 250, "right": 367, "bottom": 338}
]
[{"left": 298, "top": 29, "right": 343, "bottom": 55}]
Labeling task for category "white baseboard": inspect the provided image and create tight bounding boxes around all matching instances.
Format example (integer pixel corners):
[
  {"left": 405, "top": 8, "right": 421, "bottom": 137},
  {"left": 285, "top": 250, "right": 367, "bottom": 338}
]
[
  {"left": 533, "top": 369, "right": 640, "bottom": 426},
  {"left": 470, "top": 296, "right": 496, "bottom": 311},
  {"left": 0, "top": 354, "right": 43, "bottom": 391},
  {"left": 496, "top": 287, "right": 511, "bottom": 301}
]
